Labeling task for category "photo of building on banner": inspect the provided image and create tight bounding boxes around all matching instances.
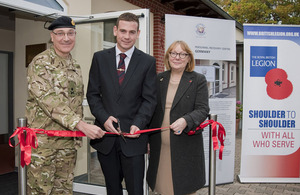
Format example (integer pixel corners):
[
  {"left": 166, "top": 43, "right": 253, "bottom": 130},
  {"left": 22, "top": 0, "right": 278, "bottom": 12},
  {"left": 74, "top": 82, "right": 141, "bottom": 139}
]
[
  {"left": 239, "top": 24, "right": 300, "bottom": 183},
  {"left": 165, "top": 14, "right": 237, "bottom": 185}
]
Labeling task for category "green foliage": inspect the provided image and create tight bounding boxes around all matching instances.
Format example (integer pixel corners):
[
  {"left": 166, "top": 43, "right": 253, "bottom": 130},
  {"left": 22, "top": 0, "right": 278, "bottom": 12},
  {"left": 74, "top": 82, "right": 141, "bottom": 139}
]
[
  {"left": 212, "top": 0, "right": 300, "bottom": 24},
  {"left": 236, "top": 101, "right": 243, "bottom": 119}
]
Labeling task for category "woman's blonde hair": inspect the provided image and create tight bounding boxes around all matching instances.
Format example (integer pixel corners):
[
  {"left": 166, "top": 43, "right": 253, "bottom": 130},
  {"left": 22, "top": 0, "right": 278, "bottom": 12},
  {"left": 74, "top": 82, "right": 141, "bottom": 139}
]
[{"left": 164, "top": 40, "right": 195, "bottom": 72}]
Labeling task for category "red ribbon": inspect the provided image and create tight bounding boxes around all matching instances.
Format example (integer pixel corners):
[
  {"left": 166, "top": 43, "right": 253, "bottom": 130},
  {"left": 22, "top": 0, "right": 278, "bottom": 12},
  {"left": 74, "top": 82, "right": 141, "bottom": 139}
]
[
  {"left": 9, "top": 127, "right": 86, "bottom": 167},
  {"left": 10, "top": 120, "right": 225, "bottom": 167},
  {"left": 188, "top": 119, "right": 226, "bottom": 160}
]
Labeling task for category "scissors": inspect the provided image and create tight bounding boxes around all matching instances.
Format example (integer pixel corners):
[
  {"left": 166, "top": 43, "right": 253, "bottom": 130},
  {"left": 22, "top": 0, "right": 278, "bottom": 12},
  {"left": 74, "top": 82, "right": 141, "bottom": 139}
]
[{"left": 117, "top": 119, "right": 126, "bottom": 143}]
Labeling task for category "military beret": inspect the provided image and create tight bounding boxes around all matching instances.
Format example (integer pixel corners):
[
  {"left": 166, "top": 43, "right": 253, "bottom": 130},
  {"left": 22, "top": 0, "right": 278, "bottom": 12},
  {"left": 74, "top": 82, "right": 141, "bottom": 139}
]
[{"left": 48, "top": 16, "right": 76, "bottom": 30}]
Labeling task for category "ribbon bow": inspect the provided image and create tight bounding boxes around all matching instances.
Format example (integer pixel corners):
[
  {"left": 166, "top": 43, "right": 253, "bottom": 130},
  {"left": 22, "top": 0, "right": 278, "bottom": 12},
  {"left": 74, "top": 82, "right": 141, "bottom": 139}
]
[
  {"left": 9, "top": 127, "right": 86, "bottom": 167},
  {"left": 188, "top": 119, "right": 226, "bottom": 160},
  {"left": 9, "top": 127, "right": 43, "bottom": 167}
]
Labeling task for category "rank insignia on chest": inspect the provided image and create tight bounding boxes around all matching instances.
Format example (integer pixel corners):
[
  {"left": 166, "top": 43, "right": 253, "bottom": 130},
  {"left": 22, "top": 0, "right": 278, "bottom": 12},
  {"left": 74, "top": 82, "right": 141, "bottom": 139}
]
[{"left": 69, "top": 81, "right": 76, "bottom": 97}]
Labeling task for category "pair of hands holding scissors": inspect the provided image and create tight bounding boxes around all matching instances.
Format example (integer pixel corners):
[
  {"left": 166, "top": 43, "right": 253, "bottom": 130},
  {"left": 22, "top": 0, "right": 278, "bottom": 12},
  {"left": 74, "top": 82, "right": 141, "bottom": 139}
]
[{"left": 104, "top": 116, "right": 140, "bottom": 139}]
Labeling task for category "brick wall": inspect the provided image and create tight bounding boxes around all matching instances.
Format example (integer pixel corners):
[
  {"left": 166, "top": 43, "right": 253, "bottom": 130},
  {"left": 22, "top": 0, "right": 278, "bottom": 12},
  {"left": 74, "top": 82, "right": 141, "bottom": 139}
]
[{"left": 125, "top": 0, "right": 184, "bottom": 73}]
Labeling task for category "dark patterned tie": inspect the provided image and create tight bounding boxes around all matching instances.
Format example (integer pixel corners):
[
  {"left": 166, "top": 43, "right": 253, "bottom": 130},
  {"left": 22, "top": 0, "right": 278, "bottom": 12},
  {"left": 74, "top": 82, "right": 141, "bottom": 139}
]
[{"left": 117, "top": 53, "right": 127, "bottom": 85}]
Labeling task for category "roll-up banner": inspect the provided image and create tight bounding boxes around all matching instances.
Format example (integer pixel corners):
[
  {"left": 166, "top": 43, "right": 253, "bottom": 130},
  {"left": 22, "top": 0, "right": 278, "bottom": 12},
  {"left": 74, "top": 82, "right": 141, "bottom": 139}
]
[{"left": 239, "top": 24, "right": 300, "bottom": 183}]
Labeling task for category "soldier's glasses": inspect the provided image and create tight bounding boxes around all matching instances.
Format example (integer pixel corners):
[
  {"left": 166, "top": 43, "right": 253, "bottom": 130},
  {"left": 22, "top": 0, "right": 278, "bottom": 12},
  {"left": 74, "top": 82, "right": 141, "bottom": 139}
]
[
  {"left": 169, "top": 52, "right": 189, "bottom": 59},
  {"left": 52, "top": 30, "right": 76, "bottom": 38}
]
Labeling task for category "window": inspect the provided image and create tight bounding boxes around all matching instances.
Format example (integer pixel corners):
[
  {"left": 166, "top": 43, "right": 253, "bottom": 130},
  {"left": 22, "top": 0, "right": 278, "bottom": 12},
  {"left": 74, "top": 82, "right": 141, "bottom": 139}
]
[{"left": 104, "top": 19, "right": 117, "bottom": 43}]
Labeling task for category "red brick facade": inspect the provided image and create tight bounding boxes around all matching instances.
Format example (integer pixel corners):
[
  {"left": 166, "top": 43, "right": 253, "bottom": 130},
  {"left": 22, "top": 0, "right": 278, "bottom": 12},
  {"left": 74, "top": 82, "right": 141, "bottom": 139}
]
[{"left": 125, "top": 0, "right": 184, "bottom": 73}]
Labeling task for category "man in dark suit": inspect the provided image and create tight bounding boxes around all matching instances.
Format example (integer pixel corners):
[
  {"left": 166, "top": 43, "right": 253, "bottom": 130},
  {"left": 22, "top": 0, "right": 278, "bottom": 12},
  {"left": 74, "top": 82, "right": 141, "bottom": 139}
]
[{"left": 87, "top": 12, "right": 157, "bottom": 195}]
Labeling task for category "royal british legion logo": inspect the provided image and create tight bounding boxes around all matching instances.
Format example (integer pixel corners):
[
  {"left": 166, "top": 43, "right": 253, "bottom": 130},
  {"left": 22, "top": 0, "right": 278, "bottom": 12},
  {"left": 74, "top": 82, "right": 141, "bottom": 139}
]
[
  {"left": 196, "top": 23, "right": 206, "bottom": 36},
  {"left": 250, "top": 46, "right": 277, "bottom": 77}
]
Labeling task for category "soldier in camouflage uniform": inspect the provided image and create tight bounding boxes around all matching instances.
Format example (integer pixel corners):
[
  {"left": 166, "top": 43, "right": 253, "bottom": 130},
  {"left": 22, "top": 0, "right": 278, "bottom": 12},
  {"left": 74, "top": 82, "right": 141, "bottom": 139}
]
[{"left": 25, "top": 16, "right": 105, "bottom": 195}]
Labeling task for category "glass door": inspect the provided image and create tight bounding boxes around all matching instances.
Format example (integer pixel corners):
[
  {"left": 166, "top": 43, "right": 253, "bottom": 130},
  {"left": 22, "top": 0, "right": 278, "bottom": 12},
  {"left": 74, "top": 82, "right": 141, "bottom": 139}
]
[{"left": 71, "top": 9, "right": 150, "bottom": 195}]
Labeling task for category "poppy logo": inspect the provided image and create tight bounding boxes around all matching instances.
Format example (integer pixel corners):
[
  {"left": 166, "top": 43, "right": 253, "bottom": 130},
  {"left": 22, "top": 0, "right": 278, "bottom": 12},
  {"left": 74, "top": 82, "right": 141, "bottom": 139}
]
[{"left": 265, "top": 68, "right": 293, "bottom": 100}]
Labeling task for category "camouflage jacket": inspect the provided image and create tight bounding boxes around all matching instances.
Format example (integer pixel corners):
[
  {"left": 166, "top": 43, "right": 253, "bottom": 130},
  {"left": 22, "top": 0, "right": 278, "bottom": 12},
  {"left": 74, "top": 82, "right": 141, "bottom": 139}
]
[{"left": 25, "top": 46, "right": 83, "bottom": 149}]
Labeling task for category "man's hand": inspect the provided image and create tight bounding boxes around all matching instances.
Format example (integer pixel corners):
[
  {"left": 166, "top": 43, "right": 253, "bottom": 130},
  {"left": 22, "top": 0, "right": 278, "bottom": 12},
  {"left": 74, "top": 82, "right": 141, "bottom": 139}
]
[
  {"left": 76, "top": 120, "right": 105, "bottom": 139},
  {"left": 104, "top": 116, "right": 119, "bottom": 134},
  {"left": 124, "top": 125, "right": 140, "bottom": 138}
]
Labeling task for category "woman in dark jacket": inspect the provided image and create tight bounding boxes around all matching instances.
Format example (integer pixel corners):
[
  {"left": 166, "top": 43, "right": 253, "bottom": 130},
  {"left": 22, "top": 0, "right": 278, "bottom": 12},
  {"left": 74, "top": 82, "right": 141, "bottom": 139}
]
[{"left": 147, "top": 40, "right": 209, "bottom": 195}]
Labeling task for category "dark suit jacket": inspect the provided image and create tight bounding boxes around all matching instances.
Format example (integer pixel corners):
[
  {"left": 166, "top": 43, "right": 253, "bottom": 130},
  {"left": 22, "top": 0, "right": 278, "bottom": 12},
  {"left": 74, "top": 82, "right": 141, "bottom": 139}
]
[
  {"left": 87, "top": 47, "right": 157, "bottom": 157},
  {"left": 147, "top": 71, "right": 209, "bottom": 195}
]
